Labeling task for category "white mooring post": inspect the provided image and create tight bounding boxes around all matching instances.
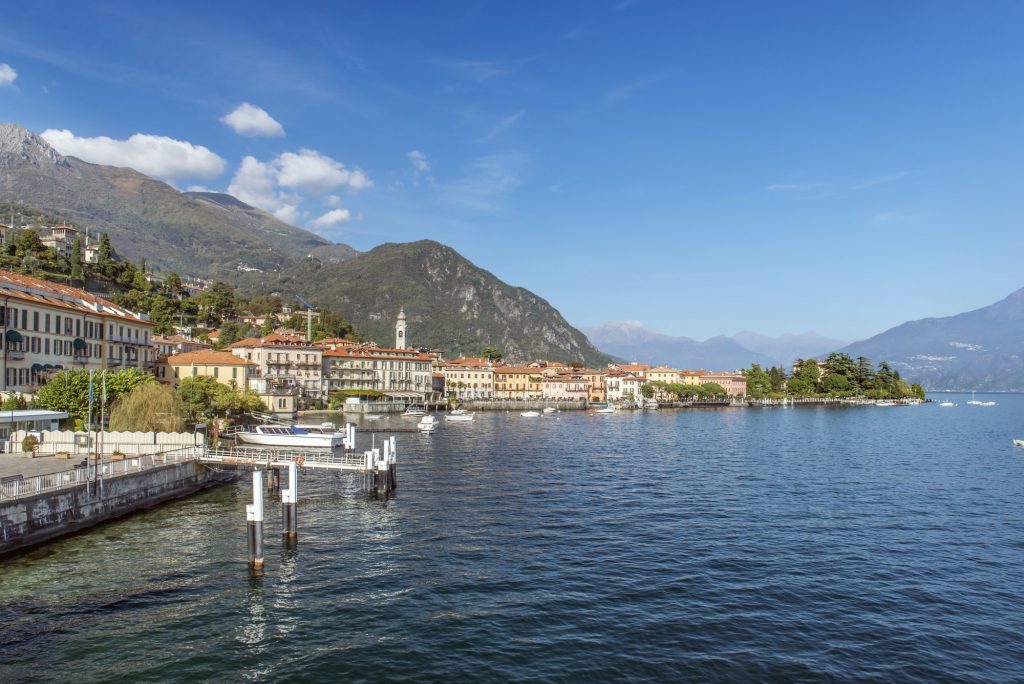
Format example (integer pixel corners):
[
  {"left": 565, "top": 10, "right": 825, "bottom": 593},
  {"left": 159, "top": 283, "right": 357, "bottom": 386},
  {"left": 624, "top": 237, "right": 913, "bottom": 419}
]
[
  {"left": 346, "top": 423, "right": 356, "bottom": 451},
  {"left": 282, "top": 462, "right": 298, "bottom": 541},
  {"left": 247, "top": 470, "right": 265, "bottom": 569}
]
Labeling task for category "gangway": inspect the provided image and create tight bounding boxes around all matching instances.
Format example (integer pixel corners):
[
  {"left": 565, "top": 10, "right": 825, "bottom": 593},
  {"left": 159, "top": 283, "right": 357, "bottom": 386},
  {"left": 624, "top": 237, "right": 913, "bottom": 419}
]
[{"left": 199, "top": 446, "right": 366, "bottom": 471}]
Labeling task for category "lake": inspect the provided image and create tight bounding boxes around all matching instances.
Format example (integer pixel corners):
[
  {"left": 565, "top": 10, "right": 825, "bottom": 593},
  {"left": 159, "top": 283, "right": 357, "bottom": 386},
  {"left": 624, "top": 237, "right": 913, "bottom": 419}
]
[{"left": 2, "top": 394, "right": 1023, "bottom": 682}]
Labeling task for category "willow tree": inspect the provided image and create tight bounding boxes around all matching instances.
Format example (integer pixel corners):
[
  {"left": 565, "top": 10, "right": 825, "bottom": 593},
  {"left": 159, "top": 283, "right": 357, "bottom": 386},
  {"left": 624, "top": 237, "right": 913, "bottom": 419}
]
[{"left": 108, "top": 382, "right": 185, "bottom": 432}]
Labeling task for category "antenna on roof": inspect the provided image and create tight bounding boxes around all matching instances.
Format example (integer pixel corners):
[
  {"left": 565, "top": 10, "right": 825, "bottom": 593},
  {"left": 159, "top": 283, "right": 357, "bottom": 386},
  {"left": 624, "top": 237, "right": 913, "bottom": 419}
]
[{"left": 294, "top": 294, "right": 315, "bottom": 342}]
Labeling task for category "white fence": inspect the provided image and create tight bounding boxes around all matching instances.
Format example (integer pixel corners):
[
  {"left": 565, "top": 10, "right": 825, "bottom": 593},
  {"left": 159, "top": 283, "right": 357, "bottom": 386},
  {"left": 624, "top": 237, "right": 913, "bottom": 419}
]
[{"left": 8, "top": 430, "right": 203, "bottom": 457}]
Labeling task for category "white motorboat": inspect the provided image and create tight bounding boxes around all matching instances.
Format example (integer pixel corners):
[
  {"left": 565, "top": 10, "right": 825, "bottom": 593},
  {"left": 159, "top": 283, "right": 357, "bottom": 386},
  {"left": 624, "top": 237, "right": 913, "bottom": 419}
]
[
  {"left": 520, "top": 411, "right": 541, "bottom": 417},
  {"left": 938, "top": 401, "right": 956, "bottom": 407},
  {"left": 402, "top": 406, "right": 427, "bottom": 417},
  {"left": 966, "top": 391, "right": 983, "bottom": 406},
  {"left": 876, "top": 400, "right": 896, "bottom": 407},
  {"left": 977, "top": 401, "right": 997, "bottom": 407},
  {"left": 445, "top": 412, "right": 475, "bottom": 422},
  {"left": 450, "top": 408, "right": 470, "bottom": 415},
  {"left": 1012, "top": 439, "right": 1024, "bottom": 447},
  {"left": 236, "top": 424, "right": 345, "bottom": 448},
  {"left": 417, "top": 415, "right": 439, "bottom": 432},
  {"left": 594, "top": 406, "right": 616, "bottom": 414}
]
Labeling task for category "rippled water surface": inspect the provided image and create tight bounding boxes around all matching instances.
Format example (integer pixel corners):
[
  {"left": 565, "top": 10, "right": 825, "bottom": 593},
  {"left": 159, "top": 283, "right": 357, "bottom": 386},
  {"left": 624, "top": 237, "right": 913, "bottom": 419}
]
[{"left": 2, "top": 395, "right": 1024, "bottom": 682}]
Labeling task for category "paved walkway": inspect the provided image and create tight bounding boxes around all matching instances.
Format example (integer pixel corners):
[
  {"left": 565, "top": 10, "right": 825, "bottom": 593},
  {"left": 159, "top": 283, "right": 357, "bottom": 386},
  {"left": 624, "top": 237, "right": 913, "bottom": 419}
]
[{"left": 0, "top": 453, "right": 86, "bottom": 479}]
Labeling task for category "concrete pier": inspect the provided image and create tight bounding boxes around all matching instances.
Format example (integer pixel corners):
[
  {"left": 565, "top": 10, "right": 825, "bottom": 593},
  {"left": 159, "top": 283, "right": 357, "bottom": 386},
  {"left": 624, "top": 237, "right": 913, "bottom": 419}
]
[{"left": 0, "top": 456, "right": 232, "bottom": 558}]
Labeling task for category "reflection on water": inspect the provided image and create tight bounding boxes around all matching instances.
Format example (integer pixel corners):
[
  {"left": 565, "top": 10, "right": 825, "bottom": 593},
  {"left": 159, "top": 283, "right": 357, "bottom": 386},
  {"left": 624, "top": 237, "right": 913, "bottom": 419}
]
[{"left": 1, "top": 396, "right": 1024, "bottom": 681}]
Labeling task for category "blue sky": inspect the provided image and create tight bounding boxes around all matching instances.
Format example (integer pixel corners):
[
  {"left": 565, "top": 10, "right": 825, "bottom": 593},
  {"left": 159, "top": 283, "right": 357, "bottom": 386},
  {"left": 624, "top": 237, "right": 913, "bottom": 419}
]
[{"left": 2, "top": 1, "right": 1024, "bottom": 342}]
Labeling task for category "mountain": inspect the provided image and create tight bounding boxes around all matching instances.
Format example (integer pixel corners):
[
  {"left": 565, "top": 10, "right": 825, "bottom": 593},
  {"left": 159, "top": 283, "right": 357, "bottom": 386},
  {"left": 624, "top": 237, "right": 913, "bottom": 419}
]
[
  {"left": 582, "top": 321, "right": 776, "bottom": 370},
  {"left": 840, "top": 286, "right": 1024, "bottom": 391},
  {"left": 732, "top": 331, "right": 847, "bottom": 367},
  {"left": 0, "top": 123, "right": 333, "bottom": 278},
  {"left": 0, "top": 123, "right": 612, "bottom": 365},
  {"left": 241, "top": 240, "right": 612, "bottom": 366}
]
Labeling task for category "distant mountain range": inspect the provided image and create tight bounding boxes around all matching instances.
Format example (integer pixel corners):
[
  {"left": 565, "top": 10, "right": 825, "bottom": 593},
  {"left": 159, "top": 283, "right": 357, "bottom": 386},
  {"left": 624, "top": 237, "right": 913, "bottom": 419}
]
[
  {"left": 0, "top": 122, "right": 608, "bottom": 365},
  {"left": 581, "top": 321, "right": 842, "bottom": 370},
  {"left": 841, "top": 286, "right": 1024, "bottom": 391}
]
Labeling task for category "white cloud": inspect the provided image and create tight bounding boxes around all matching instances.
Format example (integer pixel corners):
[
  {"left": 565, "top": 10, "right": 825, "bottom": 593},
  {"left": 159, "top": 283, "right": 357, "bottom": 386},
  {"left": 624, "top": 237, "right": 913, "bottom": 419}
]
[
  {"left": 40, "top": 128, "right": 226, "bottom": 179},
  {"left": 312, "top": 208, "right": 352, "bottom": 228},
  {"left": 408, "top": 149, "right": 435, "bottom": 185},
  {"left": 220, "top": 102, "right": 285, "bottom": 137},
  {"left": 228, "top": 155, "right": 284, "bottom": 211},
  {"left": 440, "top": 152, "right": 525, "bottom": 211},
  {"left": 0, "top": 63, "right": 16, "bottom": 87},
  {"left": 225, "top": 148, "right": 370, "bottom": 226},
  {"left": 277, "top": 148, "right": 371, "bottom": 193}
]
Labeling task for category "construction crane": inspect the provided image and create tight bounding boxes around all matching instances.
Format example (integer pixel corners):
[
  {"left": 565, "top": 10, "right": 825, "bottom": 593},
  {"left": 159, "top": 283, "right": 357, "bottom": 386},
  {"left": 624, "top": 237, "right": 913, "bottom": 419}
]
[{"left": 294, "top": 294, "right": 316, "bottom": 341}]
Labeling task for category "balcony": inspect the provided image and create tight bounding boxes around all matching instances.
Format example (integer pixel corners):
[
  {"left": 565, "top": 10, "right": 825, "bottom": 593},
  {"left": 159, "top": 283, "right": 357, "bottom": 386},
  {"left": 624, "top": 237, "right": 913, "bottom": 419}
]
[
  {"left": 73, "top": 353, "right": 90, "bottom": 365},
  {"left": 6, "top": 349, "right": 24, "bottom": 360},
  {"left": 107, "top": 358, "right": 123, "bottom": 367}
]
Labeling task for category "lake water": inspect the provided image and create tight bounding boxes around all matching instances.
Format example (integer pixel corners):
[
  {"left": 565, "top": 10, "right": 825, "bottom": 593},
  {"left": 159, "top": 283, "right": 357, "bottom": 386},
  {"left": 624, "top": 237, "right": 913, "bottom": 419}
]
[{"left": 2, "top": 394, "right": 1023, "bottom": 682}]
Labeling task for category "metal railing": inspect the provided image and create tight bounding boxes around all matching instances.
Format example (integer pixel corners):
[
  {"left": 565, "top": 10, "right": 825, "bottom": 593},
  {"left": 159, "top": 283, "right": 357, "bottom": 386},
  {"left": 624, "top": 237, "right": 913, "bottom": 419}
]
[
  {"left": 0, "top": 447, "right": 199, "bottom": 501},
  {"left": 200, "top": 446, "right": 366, "bottom": 471}
]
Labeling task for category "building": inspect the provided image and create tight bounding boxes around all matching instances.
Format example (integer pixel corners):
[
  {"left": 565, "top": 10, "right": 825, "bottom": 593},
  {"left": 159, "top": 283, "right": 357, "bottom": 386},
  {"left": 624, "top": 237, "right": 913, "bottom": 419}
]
[
  {"left": 152, "top": 334, "right": 212, "bottom": 359},
  {"left": 160, "top": 350, "right": 257, "bottom": 389},
  {"left": 40, "top": 224, "right": 81, "bottom": 259},
  {"left": 541, "top": 375, "right": 590, "bottom": 402},
  {"left": 395, "top": 307, "right": 407, "bottom": 350},
  {"left": 679, "top": 370, "right": 710, "bottom": 385},
  {"left": 323, "top": 346, "right": 434, "bottom": 400},
  {"left": 442, "top": 360, "right": 494, "bottom": 400},
  {"left": 0, "top": 269, "right": 153, "bottom": 394},
  {"left": 229, "top": 335, "right": 324, "bottom": 398},
  {"left": 492, "top": 366, "right": 544, "bottom": 399},
  {"left": 701, "top": 372, "right": 747, "bottom": 397},
  {"left": 605, "top": 373, "right": 646, "bottom": 403}
]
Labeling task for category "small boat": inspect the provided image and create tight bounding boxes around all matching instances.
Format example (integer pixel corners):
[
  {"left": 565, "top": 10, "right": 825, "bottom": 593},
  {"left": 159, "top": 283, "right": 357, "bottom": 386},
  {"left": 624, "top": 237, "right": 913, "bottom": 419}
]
[
  {"left": 1012, "top": 439, "right": 1024, "bottom": 447},
  {"left": 417, "top": 415, "right": 439, "bottom": 432},
  {"left": 450, "top": 408, "right": 470, "bottom": 415},
  {"left": 236, "top": 425, "right": 345, "bottom": 448},
  {"left": 520, "top": 411, "right": 541, "bottom": 418},
  {"left": 594, "top": 406, "right": 616, "bottom": 414},
  {"left": 402, "top": 406, "right": 426, "bottom": 417},
  {"left": 364, "top": 413, "right": 383, "bottom": 420},
  {"left": 445, "top": 412, "right": 475, "bottom": 422},
  {"left": 966, "top": 391, "right": 983, "bottom": 406},
  {"left": 876, "top": 400, "right": 896, "bottom": 407},
  {"left": 938, "top": 401, "right": 956, "bottom": 407},
  {"left": 543, "top": 407, "right": 557, "bottom": 414},
  {"left": 643, "top": 399, "right": 659, "bottom": 409},
  {"left": 977, "top": 401, "right": 997, "bottom": 407}
]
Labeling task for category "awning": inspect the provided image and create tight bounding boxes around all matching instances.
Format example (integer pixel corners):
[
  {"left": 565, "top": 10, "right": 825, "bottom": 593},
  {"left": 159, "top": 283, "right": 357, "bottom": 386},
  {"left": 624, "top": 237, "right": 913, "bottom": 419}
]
[
  {"left": 31, "top": 363, "right": 44, "bottom": 372},
  {"left": 73, "top": 338, "right": 87, "bottom": 350},
  {"left": 5, "top": 330, "right": 22, "bottom": 343},
  {"left": 43, "top": 364, "right": 54, "bottom": 370},
  {"left": 53, "top": 364, "right": 64, "bottom": 370}
]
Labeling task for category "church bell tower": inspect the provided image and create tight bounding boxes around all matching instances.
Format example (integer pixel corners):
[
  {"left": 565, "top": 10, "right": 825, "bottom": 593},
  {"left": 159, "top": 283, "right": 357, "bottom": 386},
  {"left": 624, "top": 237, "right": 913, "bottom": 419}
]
[{"left": 395, "top": 307, "right": 407, "bottom": 349}]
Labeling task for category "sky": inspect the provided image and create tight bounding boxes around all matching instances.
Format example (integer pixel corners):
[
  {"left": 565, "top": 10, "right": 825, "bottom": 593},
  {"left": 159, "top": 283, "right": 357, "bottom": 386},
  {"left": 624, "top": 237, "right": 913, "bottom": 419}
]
[{"left": 2, "top": 0, "right": 1024, "bottom": 343}]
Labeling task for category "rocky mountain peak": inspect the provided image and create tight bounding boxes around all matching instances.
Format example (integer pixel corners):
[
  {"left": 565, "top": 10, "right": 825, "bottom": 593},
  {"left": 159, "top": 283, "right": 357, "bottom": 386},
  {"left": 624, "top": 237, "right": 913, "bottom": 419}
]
[{"left": 0, "top": 123, "right": 68, "bottom": 169}]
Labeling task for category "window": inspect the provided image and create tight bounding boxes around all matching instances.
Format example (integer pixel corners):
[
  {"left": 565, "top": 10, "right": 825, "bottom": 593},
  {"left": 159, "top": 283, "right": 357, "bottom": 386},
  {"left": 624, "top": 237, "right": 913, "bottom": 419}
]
[
  {"left": 232, "top": 368, "right": 238, "bottom": 379},
  {"left": 33, "top": 311, "right": 39, "bottom": 331},
  {"left": 174, "top": 367, "right": 179, "bottom": 378},
  {"left": 21, "top": 309, "right": 27, "bottom": 329},
  {"left": 213, "top": 367, "right": 219, "bottom": 378},
  {"left": 192, "top": 367, "right": 197, "bottom": 376},
  {"left": 45, "top": 314, "right": 51, "bottom": 333},
  {"left": 76, "top": 319, "right": 81, "bottom": 337},
  {"left": 44, "top": 338, "right": 49, "bottom": 355}
]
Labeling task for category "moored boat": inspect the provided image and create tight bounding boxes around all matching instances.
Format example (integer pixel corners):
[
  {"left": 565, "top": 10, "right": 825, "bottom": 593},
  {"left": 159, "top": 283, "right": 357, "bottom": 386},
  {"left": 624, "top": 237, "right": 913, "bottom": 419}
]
[
  {"left": 236, "top": 425, "right": 345, "bottom": 448},
  {"left": 417, "top": 415, "right": 439, "bottom": 432},
  {"left": 520, "top": 411, "right": 541, "bottom": 417},
  {"left": 1013, "top": 439, "right": 1024, "bottom": 447}
]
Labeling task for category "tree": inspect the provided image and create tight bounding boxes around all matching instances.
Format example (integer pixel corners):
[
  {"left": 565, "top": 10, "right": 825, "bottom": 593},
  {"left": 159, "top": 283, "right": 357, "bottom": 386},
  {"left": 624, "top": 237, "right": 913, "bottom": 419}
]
[
  {"left": 14, "top": 229, "right": 43, "bottom": 258},
  {"left": 165, "top": 271, "right": 183, "bottom": 298},
  {"left": 177, "top": 376, "right": 266, "bottom": 420},
  {"left": 743, "top": 363, "right": 772, "bottom": 398},
  {"left": 109, "top": 383, "right": 185, "bottom": 432},
  {"left": 640, "top": 383, "right": 655, "bottom": 398},
  {"left": 69, "top": 237, "right": 84, "bottom": 283},
  {"left": 198, "top": 281, "right": 237, "bottom": 325},
  {"left": 481, "top": 346, "right": 503, "bottom": 362},
  {"left": 35, "top": 368, "right": 154, "bottom": 421},
  {"left": 97, "top": 232, "right": 112, "bottom": 263},
  {"left": 259, "top": 317, "right": 275, "bottom": 336}
]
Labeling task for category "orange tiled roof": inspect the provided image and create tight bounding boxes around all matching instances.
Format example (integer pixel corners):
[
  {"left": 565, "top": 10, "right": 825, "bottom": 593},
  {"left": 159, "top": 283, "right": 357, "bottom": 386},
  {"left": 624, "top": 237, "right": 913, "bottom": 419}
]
[
  {"left": 0, "top": 268, "right": 153, "bottom": 325},
  {"left": 166, "top": 350, "right": 255, "bottom": 366}
]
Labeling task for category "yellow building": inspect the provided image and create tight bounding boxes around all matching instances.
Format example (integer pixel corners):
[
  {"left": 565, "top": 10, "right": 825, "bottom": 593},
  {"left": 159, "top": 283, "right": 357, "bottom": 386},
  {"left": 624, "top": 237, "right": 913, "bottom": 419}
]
[
  {"left": 492, "top": 366, "right": 544, "bottom": 399},
  {"left": 0, "top": 269, "right": 153, "bottom": 394},
  {"left": 162, "top": 350, "right": 257, "bottom": 389},
  {"left": 646, "top": 366, "right": 680, "bottom": 385}
]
